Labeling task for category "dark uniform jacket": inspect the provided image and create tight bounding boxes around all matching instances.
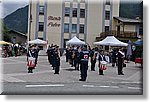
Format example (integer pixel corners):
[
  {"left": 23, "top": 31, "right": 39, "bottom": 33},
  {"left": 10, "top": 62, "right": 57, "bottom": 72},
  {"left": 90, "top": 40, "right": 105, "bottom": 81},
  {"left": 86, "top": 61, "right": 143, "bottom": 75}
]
[
  {"left": 98, "top": 54, "right": 106, "bottom": 62},
  {"left": 27, "top": 50, "right": 36, "bottom": 61},
  {"left": 80, "top": 50, "right": 89, "bottom": 61},
  {"left": 117, "top": 51, "right": 124, "bottom": 63},
  {"left": 53, "top": 50, "right": 60, "bottom": 67}
]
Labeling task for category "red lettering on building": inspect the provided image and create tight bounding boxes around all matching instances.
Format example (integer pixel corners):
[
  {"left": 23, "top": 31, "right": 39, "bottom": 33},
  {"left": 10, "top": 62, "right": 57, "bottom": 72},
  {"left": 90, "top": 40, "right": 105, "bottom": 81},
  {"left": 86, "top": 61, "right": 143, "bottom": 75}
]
[{"left": 47, "top": 16, "right": 61, "bottom": 27}]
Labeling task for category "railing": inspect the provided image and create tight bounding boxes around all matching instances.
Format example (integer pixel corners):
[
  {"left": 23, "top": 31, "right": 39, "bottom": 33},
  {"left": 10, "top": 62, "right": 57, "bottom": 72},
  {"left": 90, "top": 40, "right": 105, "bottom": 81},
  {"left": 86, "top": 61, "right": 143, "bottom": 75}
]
[{"left": 100, "top": 30, "right": 137, "bottom": 38}]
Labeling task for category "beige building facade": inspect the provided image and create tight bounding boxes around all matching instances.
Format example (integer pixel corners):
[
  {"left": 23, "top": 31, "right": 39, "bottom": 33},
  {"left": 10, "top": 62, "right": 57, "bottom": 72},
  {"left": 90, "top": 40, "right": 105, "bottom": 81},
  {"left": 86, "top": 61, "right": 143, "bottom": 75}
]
[{"left": 28, "top": 0, "right": 120, "bottom": 48}]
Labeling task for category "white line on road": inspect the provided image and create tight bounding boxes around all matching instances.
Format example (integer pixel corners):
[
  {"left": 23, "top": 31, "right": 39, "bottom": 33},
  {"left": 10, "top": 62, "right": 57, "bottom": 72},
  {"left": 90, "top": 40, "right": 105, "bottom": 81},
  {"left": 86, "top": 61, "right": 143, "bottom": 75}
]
[
  {"left": 1, "top": 58, "right": 25, "bottom": 63},
  {"left": 128, "top": 87, "right": 142, "bottom": 90},
  {"left": 25, "top": 84, "right": 65, "bottom": 88},
  {"left": 83, "top": 85, "right": 119, "bottom": 88},
  {"left": 119, "top": 81, "right": 141, "bottom": 84},
  {"left": 2, "top": 62, "right": 26, "bottom": 65},
  {"left": 5, "top": 70, "right": 54, "bottom": 77},
  {"left": 127, "top": 71, "right": 141, "bottom": 81}
]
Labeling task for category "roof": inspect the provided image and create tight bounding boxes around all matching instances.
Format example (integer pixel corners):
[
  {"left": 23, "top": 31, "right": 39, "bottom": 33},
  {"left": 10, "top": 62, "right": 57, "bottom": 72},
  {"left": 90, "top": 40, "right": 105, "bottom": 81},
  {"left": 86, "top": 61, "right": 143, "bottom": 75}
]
[
  {"left": 8, "top": 30, "right": 27, "bottom": 37},
  {"left": 114, "top": 17, "right": 142, "bottom": 24}
]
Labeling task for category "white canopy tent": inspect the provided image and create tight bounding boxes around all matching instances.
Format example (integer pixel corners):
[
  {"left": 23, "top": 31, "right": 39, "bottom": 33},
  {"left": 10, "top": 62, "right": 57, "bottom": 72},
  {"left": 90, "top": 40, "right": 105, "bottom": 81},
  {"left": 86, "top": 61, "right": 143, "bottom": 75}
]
[
  {"left": 28, "top": 39, "right": 47, "bottom": 45},
  {"left": 66, "top": 36, "right": 86, "bottom": 45},
  {"left": 28, "top": 39, "right": 47, "bottom": 55},
  {"left": 94, "top": 36, "right": 128, "bottom": 46}
]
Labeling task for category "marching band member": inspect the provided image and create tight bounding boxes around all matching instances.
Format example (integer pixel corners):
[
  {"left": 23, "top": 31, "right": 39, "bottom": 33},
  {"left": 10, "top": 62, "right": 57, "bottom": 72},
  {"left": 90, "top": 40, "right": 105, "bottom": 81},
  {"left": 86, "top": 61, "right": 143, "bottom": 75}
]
[
  {"left": 98, "top": 50, "right": 107, "bottom": 75},
  {"left": 116, "top": 47, "right": 125, "bottom": 75}
]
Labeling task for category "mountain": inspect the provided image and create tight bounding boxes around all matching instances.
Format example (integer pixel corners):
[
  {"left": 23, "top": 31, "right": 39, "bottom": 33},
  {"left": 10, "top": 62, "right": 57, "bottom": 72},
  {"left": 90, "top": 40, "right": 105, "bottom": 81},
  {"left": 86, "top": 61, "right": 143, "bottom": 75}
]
[
  {"left": 3, "top": 5, "right": 28, "bottom": 34},
  {"left": 3, "top": 2, "right": 142, "bottom": 35},
  {"left": 119, "top": 1, "right": 143, "bottom": 19}
]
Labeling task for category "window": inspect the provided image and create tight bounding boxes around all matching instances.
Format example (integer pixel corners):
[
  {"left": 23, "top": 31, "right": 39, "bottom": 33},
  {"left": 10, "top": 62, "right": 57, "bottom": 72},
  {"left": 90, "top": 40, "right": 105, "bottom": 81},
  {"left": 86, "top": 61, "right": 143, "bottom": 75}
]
[
  {"left": 72, "top": 24, "right": 77, "bottom": 33},
  {"left": 80, "top": 24, "right": 84, "bottom": 33},
  {"left": 72, "top": 8, "right": 77, "bottom": 17},
  {"left": 65, "top": 7, "right": 70, "bottom": 17},
  {"left": 106, "top": 0, "right": 110, "bottom": 5},
  {"left": 39, "top": 22, "right": 44, "bottom": 31},
  {"left": 105, "top": 11, "right": 110, "bottom": 20},
  {"left": 64, "top": 23, "right": 69, "bottom": 33},
  {"left": 39, "top": 6, "right": 44, "bottom": 15},
  {"left": 105, "top": 26, "right": 109, "bottom": 31},
  {"left": 80, "top": 9, "right": 85, "bottom": 18},
  {"left": 139, "top": 25, "right": 143, "bottom": 35}
]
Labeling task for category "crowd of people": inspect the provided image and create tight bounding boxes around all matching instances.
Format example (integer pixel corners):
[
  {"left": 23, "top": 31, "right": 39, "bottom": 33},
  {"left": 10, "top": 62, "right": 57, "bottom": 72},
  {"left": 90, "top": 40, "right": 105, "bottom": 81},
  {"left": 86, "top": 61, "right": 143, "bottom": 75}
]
[
  {"left": 47, "top": 44, "right": 60, "bottom": 74},
  {"left": 65, "top": 45, "right": 126, "bottom": 81},
  {"left": 0, "top": 44, "right": 27, "bottom": 58},
  {"left": 26, "top": 44, "right": 126, "bottom": 81}
]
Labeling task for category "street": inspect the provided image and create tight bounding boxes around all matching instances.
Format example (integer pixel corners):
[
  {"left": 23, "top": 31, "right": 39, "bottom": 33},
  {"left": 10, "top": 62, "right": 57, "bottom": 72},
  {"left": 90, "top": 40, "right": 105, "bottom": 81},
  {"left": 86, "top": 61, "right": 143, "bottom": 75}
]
[{"left": 1, "top": 55, "right": 143, "bottom": 95}]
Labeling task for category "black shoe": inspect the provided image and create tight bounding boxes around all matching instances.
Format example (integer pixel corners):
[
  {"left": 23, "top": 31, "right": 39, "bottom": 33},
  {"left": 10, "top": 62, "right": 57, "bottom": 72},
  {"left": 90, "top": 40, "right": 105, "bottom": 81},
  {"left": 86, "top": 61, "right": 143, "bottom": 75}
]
[
  {"left": 118, "top": 73, "right": 124, "bottom": 75},
  {"left": 79, "top": 79, "right": 86, "bottom": 81},
  {"left": 54, "top": 73, "right": 59, "bottom": 74},
  {"left": 28, "top": 70, "right": 32, "bottom": 73},
  {"left": 91, "top": 70, "right": 95, "bottom": 71}
]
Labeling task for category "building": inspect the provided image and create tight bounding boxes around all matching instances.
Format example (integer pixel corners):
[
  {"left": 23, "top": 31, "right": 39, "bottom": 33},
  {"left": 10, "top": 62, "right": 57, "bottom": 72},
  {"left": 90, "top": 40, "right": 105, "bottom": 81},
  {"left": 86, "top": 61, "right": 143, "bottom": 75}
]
[
  {"left": 4, "top": 30, "right": 27, "bottom": 45},
  {"left": 96, "top": 17, "right": 143, "bottom": 43},
  {"left": 28, "top": 0, "right": 120, "bottom": 48}
]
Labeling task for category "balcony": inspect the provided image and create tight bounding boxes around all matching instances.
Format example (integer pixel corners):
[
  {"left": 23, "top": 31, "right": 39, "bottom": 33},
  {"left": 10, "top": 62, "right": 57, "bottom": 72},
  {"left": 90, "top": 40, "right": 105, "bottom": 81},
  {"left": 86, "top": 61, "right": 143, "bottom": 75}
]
[{"left": 100, "top": 30, "right": 137, "bottom": 38}]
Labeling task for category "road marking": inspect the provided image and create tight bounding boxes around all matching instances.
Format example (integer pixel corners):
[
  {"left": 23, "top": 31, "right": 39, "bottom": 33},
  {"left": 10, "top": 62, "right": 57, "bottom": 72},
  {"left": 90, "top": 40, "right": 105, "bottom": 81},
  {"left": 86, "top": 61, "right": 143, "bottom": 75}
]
[
  {"left": 26, "top": 84, "right": 64, "bottom": 88},
  {"left": 1, "top": 58, "right": 25, "bottom": 63},
  {"left": 83, "top": 85, "right": 119, "bottom": 88},
  {"left": 3, "top": 75, "right": 26, "bottom": 82},
  {"left": 83, "top": 85, "right": 94, "bottom": 87},
  {"left": 5, "top": 70, "right": 54, "bottom": 77},
  {"left": 2, "top": 62, "right": 26, "bottom": 65},
  {"left": 110, "top": 81, "right": 142, "bottom": 84},
  {"left": 119, "top": 81, "right": 141, "bottom": 84},
  {"left": 128, "top": 87, "right": 142, "bottom": 90},
  {"left": 127, "top": 71, "right": 141, "bottom": 81}
]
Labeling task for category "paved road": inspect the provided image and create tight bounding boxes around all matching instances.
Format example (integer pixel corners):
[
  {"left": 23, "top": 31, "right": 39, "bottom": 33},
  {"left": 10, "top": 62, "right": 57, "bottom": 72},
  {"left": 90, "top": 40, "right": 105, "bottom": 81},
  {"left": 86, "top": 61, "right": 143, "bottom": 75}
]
[{"left": 1, "top": 55, "right": 143, "bottom": 95}]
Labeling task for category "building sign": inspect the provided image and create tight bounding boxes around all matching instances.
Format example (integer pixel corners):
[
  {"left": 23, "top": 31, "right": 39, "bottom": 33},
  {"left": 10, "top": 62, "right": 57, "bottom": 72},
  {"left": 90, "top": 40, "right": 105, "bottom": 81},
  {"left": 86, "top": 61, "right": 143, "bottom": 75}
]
[{"left": 47, "top": 16, "right": 61, "bottom": 27}]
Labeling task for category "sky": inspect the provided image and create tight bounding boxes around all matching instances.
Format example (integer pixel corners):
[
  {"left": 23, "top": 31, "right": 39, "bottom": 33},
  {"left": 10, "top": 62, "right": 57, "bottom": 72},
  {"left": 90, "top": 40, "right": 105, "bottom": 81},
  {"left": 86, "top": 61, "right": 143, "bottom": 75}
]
[{"left": 0, "top": 0, "right": 29, "bottom": 18}]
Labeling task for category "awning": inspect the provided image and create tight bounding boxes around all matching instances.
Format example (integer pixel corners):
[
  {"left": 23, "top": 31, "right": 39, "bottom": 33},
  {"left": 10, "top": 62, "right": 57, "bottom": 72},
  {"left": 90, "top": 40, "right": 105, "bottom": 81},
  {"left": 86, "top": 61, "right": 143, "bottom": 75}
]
[
  {"left": 134, "top": 40, "right": 143, "bottom": 46},
  {"left": 94, "top": 36, "right": 128, "bottom": 46},
  {"left": 28, "top": 39, "right": 47, "bottom": 44},
  {"left": 66, "top": 36, "right": 86, "bottom": 45},
  {"left": 0, "top": 41, "right": 12, "bottom": 45}
]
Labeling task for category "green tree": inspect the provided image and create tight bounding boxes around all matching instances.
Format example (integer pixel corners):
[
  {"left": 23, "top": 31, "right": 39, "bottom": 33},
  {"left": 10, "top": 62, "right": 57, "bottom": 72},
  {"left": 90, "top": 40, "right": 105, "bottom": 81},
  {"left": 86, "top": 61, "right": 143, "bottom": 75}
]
[{"left": 1, "top": 21, "right": 11, "bottom": 42}]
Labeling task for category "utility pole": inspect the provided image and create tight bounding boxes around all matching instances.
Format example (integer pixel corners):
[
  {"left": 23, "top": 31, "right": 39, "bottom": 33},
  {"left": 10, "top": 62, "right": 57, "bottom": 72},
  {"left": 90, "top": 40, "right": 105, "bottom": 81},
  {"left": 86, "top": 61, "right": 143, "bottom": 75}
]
[{"left": 28, "top": 0, "right": 32, "bottom": 41}]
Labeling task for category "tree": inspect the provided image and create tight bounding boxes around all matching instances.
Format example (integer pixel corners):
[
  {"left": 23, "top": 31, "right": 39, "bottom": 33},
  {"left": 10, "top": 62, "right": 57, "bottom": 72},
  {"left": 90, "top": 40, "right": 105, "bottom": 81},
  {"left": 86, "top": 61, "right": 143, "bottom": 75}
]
[{"left": 1, "top": 21, "right": 11, "bottom": 42}]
